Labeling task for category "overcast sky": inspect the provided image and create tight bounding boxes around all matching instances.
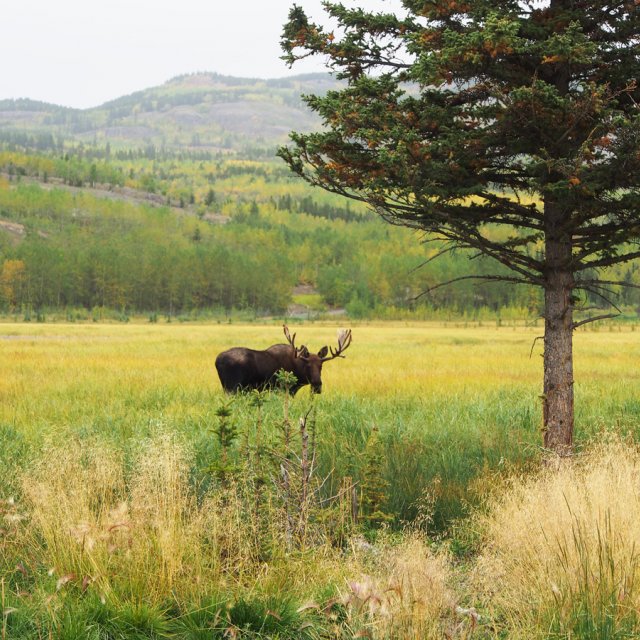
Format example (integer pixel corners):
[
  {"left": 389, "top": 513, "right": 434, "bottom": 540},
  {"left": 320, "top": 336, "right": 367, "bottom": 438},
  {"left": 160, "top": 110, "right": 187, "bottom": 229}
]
[{"left": 0, "top": 0, "right": 402, "bottom": 109}]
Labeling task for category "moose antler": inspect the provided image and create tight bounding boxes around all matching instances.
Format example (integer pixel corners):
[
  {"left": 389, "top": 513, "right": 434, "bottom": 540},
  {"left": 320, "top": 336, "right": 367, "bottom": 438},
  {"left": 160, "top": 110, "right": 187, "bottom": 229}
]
[
  {"left": 283, "top": 324, "right": 296, "bottom": 349},
  {"left": 322, "top": 328, "right": 352, "bottom": 362},
  {"left": 283, "top": 324, "right": 309, "bottom": 358}
]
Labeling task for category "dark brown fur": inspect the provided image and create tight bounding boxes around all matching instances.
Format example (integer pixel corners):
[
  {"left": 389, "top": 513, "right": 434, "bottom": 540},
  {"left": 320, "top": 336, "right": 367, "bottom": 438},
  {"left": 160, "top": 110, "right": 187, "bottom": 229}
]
[{"left": 215, "top": 343, "right": 328, "bottom": 395}]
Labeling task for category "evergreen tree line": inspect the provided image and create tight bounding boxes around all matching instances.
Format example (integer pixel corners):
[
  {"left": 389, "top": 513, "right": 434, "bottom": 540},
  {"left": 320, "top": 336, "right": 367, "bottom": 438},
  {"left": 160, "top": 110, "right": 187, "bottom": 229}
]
[
  {"left": 0, "top": 139, "right": 247, "bottom": 165},
  {"left": 0, "top": 165, "right": 639, "bottom": 320}
]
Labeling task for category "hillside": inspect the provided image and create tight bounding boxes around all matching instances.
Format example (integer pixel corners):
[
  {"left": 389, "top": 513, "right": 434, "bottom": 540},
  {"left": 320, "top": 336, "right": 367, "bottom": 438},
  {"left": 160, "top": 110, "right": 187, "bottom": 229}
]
[
  {"left": 1, "top": 73, "right": 639, "bottom": 321},
  {"left": 0, "top": 161, "right": 555, "bottom": 320},
  {"left": 0, "top": 72, "right": 338, "bottom": 153}
]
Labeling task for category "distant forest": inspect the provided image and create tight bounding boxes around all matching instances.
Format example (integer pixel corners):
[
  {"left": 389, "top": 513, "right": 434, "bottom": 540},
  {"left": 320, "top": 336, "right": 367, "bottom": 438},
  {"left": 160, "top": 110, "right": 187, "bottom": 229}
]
[{"left": 1, "top": 72, "right": 639, "bottom": 321}]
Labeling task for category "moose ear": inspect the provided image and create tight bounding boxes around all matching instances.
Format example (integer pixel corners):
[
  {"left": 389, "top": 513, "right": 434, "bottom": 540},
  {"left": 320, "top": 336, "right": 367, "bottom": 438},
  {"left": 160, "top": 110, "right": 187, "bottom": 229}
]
[{"left": 318, "top": 345, "right": 329, "bottom": 358}]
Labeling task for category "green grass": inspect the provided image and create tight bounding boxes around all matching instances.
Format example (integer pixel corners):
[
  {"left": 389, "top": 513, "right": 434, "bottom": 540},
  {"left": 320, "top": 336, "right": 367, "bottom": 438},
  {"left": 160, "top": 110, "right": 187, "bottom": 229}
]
[
  {"left": 2, "top": 322, "right": 640, "bottom": 638},
  {"left": 2, "top": 321, "right": 639, "bottom": 527}
]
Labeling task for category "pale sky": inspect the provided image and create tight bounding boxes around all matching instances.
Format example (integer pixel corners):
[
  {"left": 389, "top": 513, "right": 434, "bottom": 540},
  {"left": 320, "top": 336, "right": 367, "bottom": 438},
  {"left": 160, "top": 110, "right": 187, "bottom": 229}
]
[{"left": 0, "top": 0, "right": 402, "bottom": 109}]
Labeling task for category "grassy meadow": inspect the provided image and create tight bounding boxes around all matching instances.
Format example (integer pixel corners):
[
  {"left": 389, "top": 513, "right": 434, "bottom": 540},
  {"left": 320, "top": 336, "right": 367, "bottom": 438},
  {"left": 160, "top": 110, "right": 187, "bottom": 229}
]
[{"left": 2, "top": 321, "right": 640, "bottom": 638}]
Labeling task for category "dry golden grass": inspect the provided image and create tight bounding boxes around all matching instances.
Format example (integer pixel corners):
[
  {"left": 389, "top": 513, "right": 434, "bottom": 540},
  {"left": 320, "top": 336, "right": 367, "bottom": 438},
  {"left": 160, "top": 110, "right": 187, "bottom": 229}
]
[
  {"left": 22, "top": 440, "right": 125, "bottom": 595},
  {"left": 338, "top": 533, "right": 458, "bottom": 639},
  {"left": 18, "top": 432, "right": 375, "bottom": 608},
  {"left": 475, "top": 435, "right": 640, "bottom": 638},
  {"left": 22, "top": 434, "right": 213, "bottom": 604}
]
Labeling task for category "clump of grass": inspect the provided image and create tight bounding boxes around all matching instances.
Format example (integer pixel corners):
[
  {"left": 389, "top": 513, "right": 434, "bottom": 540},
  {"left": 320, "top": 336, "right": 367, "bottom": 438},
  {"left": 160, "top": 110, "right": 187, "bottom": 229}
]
[
  {"left": 331, "top": 533, "right": 456, "bottom": 639},
  {"left": 14, "top": 432, "right": 345, "bottom": 602},
  {"left": 14, "top": 429, "right": 461, "bottom": 638},
  {"left": 21, "top": 434, "right": 222, "bottom": 606},
  {"left": 127, "top": 432, "right": 218, "bottom": 601},
  {"left": 474, "top": 436, "right": 640, "bottom": 638},
  {"left": 21, "top": 439, "right": 125, "bottom": 597}
]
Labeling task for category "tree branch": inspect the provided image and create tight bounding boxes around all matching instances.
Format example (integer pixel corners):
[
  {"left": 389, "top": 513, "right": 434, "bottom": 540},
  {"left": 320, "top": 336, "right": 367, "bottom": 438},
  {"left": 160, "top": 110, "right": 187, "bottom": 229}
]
[
  {"left": 408, "top": 244, "right": 458, "bottom": 274},
  {"left": 413, "top": 274, "right": 532, "bottom": 301},
  {"left": 574, "top": 283, "right": 622, "bottom": 313},
  {"left": 577, "top": 278, "right": 640, "bottom": 290},
  {"left": 572, "top": 313, "right": 620, "bottom": 330},
  {"left": 529, "top": 335, "right": 544, "bottom": 359},
  {"left": 576, "top": 249, "right": 640, "bottom": 271}
]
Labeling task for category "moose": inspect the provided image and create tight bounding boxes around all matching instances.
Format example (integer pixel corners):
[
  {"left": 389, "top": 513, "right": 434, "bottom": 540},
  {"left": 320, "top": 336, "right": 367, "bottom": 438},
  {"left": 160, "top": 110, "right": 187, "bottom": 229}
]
[{"left": 215, "top": 325, "right": 352, "bottom": 395}]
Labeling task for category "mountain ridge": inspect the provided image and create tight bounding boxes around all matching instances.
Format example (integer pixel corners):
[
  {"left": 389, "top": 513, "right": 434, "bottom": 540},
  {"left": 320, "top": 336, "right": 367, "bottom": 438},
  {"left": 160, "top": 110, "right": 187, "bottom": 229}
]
[{"left": 0, "top": 72, "right": 337, "bottom": 153}]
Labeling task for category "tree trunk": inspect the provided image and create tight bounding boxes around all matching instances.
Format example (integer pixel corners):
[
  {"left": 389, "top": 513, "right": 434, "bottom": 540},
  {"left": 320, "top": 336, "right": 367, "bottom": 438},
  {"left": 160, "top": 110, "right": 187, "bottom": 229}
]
[{"left": 543, "top": 207, "right": 574, "bottom": 455}]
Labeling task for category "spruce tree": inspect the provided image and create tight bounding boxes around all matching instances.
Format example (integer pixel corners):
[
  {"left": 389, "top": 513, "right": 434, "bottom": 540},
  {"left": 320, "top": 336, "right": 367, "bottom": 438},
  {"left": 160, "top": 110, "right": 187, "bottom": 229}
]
[{"left": 279, "top": 0, "right": 640, "bottom": 455}]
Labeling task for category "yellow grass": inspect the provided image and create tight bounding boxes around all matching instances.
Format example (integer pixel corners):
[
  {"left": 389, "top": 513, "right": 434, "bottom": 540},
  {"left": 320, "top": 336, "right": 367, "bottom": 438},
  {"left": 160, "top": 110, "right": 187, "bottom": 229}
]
[
  {"left": 0, "top": 320, "right": 636, "bottom": 393},
  {"left": 1, "top": 320, "right": 638, "bottom": 442},
  {"left": 19, "top": 432, "right": 360, "bottom": 605},
  {"left": 474, "top": 436, "right": 640, "bottom": 638},
  {"left": 338, "top": 533, "right": 457, "bottom": 639},
  {"left": 22, "top": 434, "right": 205, "bottom": 603}
]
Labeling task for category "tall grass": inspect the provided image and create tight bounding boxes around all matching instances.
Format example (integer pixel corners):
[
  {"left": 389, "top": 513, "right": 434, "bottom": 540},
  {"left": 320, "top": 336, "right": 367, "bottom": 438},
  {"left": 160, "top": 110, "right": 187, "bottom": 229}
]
[
  {"left": 20, "top": 432, "right": 346, "bottom": 607},
  {"left": 334, "top": 533, "right": 456, "bottom": 639},
  {"left": 6, "top": 430, "right": 458, "bottom": 638},
  {"left": 2, "top": 322, "right": 640, "bottom": 637},
  {"left": 475, "top": 436, "right": 640, "bottom": 638},
  {"left": 22, "top": 435, "right": 209, "bottom": 605}
]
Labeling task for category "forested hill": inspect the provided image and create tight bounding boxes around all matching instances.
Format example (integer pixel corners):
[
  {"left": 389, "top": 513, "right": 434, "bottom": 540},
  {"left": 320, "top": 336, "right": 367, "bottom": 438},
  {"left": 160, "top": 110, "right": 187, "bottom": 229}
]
[
  {"left": 1, "top": 73, "right": 639, "bottom": 321},
  {"left": 0, "top": 73, "right": 337, "bottom": 154}
]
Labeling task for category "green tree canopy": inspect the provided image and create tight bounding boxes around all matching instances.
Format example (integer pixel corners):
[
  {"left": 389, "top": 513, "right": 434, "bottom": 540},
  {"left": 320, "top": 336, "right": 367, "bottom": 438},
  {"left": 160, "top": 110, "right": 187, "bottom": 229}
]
[{"left": 279, "top": 0, "right": 640, "bottom": 454}]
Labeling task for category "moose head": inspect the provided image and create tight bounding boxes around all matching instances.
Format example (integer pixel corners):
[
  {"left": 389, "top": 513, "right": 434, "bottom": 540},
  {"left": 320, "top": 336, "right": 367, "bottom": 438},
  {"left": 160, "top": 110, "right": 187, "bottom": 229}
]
[{"left": 281, "top": 325, "right": 352, "bottom": 393}]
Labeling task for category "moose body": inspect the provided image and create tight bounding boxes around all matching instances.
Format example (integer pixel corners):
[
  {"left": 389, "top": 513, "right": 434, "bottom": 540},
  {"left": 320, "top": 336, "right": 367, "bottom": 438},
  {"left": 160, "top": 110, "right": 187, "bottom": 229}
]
[{"left": 215, "top": 326, "right": 351, "bottom": 395}]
